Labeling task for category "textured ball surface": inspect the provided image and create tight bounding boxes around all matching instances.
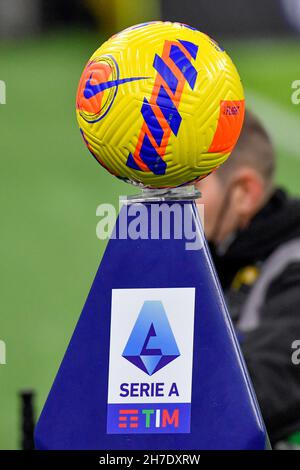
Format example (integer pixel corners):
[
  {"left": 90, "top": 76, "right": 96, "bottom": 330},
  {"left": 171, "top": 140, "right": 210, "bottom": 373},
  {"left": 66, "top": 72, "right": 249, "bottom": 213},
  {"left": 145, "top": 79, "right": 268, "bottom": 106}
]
[{"left": 76, "top": 21, "right": 245, "bottom": 188}]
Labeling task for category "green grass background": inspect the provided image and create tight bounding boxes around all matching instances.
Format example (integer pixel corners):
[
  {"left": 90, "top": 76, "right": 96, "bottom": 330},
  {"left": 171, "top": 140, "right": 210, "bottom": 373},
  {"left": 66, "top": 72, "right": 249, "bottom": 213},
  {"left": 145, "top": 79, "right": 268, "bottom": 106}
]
[{"left": 0, "top": 31, "right": 300, "bottom": 449}]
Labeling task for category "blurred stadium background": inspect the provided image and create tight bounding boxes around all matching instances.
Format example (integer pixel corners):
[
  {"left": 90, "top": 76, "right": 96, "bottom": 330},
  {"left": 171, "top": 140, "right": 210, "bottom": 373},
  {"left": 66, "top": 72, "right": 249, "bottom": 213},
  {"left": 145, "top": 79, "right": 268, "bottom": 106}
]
[{"left": 0, "top": 0, "right": 300, "bottom": 449}]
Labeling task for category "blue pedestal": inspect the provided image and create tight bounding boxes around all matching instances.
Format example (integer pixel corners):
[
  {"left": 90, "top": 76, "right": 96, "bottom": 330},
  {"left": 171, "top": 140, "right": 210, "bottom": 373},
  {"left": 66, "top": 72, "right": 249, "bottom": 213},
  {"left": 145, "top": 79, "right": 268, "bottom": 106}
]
[{"left": 35, "top": 199, "right": 268, "bottom": 449}]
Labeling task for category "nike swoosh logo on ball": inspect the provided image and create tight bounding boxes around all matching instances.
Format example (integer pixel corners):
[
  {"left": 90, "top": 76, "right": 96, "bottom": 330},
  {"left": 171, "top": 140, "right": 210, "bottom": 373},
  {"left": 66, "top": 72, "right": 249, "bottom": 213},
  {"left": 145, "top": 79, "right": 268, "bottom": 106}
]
[{"left": 84, "top": 74, "right": 150, "bottom": 99}]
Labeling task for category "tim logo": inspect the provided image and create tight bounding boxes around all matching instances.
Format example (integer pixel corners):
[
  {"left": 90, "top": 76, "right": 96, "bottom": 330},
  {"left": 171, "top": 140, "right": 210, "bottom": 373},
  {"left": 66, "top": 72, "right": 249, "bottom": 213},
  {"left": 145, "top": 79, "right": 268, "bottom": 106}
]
[
  {"left": 122, "top": 300, "right": 180, "bottom": 375},
  {"left": 126, "top": 39, "right": 199, "bottom": 175},
  {"left": 107, "top": 403, "right": 189, "bottom": 434},
  {"left": 118, "top": 407, "right": 179, "bottom": 431}
]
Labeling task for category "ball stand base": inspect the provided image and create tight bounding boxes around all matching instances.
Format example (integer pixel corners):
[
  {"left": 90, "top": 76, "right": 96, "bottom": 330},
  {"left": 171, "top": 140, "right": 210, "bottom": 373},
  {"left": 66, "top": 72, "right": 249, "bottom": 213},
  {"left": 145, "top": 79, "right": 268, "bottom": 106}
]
[{"left": 35, "top": 195, "right": 269, "bottom": 450}]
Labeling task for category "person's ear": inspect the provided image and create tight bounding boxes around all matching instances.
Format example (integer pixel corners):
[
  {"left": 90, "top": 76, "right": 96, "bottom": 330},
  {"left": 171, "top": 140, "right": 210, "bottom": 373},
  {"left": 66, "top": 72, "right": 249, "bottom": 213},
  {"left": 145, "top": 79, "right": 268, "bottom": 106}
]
[{"left": 231, "top": 168, "right": 265, "bottom": 226}]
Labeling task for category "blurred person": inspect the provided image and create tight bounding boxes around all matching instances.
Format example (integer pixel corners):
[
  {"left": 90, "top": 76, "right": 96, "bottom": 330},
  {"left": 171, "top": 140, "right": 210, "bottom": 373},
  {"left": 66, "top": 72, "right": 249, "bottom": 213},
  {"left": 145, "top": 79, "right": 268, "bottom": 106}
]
[{"left": 196, "top": 110, "right": 300, "bottom": 447}]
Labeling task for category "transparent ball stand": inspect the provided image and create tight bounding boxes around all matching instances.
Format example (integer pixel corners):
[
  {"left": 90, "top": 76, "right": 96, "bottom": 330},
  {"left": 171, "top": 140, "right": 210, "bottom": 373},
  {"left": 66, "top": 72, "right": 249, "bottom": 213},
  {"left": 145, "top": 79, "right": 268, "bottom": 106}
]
[{"left": 124, "top": 185, "right": 201, "bottom": 202}]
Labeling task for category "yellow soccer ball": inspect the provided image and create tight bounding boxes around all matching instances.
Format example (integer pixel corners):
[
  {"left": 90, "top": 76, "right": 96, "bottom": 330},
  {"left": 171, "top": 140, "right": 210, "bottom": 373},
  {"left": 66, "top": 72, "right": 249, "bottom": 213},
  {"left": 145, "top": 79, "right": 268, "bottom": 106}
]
[{"left": 76, "top": 21, "right": 244, "bottom": 188}]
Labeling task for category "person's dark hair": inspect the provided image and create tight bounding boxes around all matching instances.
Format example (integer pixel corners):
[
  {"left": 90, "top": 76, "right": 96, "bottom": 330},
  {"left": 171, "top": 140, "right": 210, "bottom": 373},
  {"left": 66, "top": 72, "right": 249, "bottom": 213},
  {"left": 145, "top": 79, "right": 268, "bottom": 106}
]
[{"left": 217, "top": 109, "right": 275, "bottom": 195}]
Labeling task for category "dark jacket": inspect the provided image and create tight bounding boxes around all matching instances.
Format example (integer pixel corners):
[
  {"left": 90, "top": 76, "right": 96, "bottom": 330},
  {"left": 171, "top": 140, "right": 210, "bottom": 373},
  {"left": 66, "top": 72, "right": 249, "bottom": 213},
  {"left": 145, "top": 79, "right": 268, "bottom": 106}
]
[{"left": 209, "top": 188, "right": 300, "bottom": 445}]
